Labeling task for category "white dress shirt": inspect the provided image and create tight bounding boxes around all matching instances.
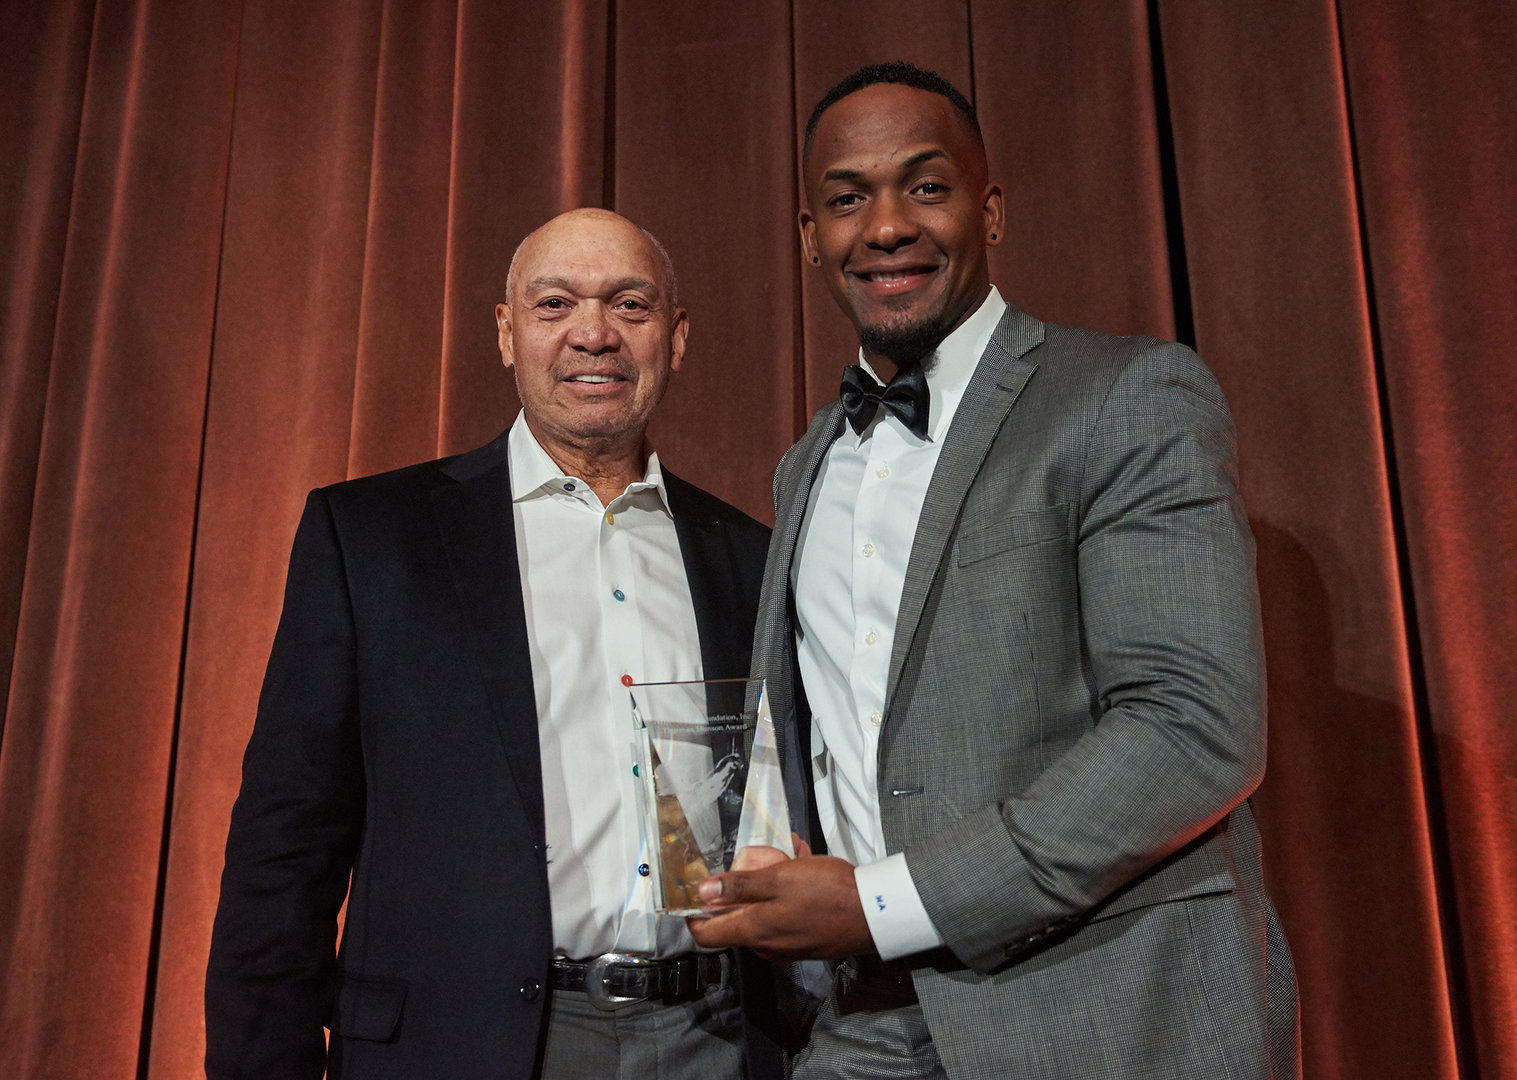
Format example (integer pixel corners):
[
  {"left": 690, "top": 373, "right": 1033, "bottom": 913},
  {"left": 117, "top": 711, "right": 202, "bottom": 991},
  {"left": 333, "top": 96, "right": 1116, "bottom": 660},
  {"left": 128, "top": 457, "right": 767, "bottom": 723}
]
[
  {"left": 792, "top": 286, "right": 1007, "bottom": 960},
  {"left": 509, "top": 412, "right": 705, "bottom": 959}
]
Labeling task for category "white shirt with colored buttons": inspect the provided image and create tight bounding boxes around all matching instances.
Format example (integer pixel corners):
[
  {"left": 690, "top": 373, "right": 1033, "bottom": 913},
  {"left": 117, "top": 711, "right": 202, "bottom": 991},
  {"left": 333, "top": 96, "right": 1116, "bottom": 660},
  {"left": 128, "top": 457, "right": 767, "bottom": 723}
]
[
  {"left": 791, "top": 286, "right": 1007, "bottom": 960},
  {"left": 508, "top": 411, "right": 705, "bottom": 959}
]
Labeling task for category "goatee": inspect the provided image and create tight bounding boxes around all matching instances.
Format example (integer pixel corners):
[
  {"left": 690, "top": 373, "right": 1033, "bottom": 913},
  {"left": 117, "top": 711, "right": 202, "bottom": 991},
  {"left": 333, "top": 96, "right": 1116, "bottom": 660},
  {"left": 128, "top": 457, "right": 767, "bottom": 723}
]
[{"left": 858, "top": 314, "right": 952, "bottom": 369}]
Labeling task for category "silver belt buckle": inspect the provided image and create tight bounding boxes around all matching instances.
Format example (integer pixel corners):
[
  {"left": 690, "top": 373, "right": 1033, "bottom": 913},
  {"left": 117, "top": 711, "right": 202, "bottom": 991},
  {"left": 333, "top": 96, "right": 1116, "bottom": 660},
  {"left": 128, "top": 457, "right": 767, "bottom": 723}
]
[{"left": 584, "top": 952, "right": 653, "bottom": 1012}]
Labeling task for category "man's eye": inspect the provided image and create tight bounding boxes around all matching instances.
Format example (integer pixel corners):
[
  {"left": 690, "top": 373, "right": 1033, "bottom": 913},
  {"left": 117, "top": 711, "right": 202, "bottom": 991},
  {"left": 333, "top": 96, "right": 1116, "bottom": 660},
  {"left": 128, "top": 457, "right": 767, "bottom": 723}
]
[
  {"left": 916, "top": 182, "right": 945, "bottom": 195},
  {"left": 832, "top": 192, "right": 862, "bottom": 208},
  {"left": 540, "top": 298, "right": 566, "bottom": 309}
]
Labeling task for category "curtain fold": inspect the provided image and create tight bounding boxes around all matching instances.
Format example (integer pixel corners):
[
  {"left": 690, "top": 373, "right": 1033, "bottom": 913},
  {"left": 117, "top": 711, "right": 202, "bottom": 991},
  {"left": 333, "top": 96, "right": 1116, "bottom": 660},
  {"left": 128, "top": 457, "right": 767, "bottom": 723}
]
[
  {"left": 1155, "top": 3, "right": 1460, "bottom": 1075},
  {"left": 0, "top": 2, "right": 242, "bottom": 1076},
  {"left": 0, "top": 0, "right": 96, "bottom": 745},
  {"left": 1339, "top": 4, "right": 1517, "bottom": 1075},
  {"left": 973, "top": 0, "right": 1175, "bottom": 343},
  {"left": 0, "top": 2, "right": 1510, "bottom": 1077}
]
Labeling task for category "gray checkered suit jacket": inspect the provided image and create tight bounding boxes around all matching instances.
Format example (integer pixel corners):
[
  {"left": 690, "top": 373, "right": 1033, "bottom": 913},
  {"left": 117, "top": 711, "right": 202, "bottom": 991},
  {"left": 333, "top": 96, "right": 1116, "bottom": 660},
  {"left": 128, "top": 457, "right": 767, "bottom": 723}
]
[{"left": 753, "top": 304, "right": 1300, "bottom": 1078}]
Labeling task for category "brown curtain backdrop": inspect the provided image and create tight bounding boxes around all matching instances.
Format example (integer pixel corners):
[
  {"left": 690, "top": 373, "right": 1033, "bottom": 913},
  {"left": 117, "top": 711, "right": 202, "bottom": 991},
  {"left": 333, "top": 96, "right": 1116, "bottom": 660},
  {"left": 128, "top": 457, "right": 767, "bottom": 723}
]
[{"left": 0, "top": 1, "right": 1511, "bottom": 1077}]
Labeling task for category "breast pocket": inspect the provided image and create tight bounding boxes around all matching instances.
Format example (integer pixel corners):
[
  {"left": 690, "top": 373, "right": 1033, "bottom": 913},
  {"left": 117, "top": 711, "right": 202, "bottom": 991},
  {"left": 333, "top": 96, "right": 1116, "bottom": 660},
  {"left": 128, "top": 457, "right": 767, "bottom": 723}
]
[{"left": 955, "top": 503, "right": 1070, "bottom": 567}]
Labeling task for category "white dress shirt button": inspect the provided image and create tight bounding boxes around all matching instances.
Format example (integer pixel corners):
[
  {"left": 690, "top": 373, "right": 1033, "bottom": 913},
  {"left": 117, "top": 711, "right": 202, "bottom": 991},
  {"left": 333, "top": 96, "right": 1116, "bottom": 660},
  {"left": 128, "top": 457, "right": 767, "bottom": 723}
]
[
  {"left": 864, "top": 630, "right": 879, "bottom": 645},
  {"left": 613, "top": 589, "right": 626, "bottom": 602},
  {"left": 862, "top": 542, "right": 876, "bottom": 557},
  {"left": 876, "top": 465, "right": 890, "bottom": 479},
  {"left": 869, "top": 710, "right": 883, "bottom": 727}
]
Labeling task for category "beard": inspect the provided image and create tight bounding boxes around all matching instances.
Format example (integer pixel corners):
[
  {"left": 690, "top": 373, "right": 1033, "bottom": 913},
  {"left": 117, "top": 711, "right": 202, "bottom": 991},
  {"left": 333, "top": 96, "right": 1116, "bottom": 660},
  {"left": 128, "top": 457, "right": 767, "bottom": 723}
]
[{"left": 857, "top": 310, "right": 954, "bottom": 368}]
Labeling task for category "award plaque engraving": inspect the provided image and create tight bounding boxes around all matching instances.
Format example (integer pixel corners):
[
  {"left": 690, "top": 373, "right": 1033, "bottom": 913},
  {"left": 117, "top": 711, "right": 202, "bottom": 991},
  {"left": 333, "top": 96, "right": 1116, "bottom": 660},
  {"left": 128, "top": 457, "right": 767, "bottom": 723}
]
[{"left": 628, "top": 677, "right": 792, "bottom": 915}]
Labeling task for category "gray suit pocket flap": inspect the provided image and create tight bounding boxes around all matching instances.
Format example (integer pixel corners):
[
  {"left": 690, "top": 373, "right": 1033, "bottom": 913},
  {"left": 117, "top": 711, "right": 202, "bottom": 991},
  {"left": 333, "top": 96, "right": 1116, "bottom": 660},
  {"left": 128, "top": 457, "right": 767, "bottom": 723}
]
[
  {"left": 332, "top": 975, "right": 407, "bottom": 1042},
  {"left": 955, "top": 504, "right": 1069, "bottom": 566}
]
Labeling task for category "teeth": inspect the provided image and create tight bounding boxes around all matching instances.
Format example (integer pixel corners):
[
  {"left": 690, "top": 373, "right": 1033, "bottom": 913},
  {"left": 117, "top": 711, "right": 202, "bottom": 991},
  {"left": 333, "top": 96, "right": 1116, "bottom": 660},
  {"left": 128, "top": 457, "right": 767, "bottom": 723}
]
[
  {"left": 570, "top": 374, "right": 617, "bottom": 383},
  {"left": 867, "top": 270, "right": 917, "bottom": 282}
]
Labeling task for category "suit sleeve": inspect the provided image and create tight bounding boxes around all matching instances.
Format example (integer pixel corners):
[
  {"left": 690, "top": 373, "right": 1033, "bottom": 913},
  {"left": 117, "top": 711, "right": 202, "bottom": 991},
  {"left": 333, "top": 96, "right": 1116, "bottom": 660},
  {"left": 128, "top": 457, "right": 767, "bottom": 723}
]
[
  {"left": 205, "top": 489, "right": 366, "bottom": 1078},
  {"left": 906, "top": 342, "right": 1265, "bottom": 973}
]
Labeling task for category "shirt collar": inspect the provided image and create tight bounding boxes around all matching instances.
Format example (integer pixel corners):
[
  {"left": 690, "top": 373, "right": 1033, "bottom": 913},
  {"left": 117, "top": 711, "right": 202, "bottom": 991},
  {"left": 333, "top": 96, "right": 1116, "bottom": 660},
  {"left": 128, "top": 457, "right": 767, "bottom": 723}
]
[
  {"left": 856, "top": 285, "right": 1007, "bottom": 443},
  {"left": 506, "top": 410, "right": 671, "bottom": 513}
]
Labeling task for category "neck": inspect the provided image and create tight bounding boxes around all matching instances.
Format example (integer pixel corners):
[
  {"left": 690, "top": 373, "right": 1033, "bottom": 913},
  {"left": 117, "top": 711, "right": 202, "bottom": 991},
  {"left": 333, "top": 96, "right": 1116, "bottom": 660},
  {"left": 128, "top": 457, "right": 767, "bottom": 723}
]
[
  {"left": 864, "top": 354, "right": 904, "bottom": 384},
  {"left": 524, "top": 413, "right": 648, "bottom": 506}
]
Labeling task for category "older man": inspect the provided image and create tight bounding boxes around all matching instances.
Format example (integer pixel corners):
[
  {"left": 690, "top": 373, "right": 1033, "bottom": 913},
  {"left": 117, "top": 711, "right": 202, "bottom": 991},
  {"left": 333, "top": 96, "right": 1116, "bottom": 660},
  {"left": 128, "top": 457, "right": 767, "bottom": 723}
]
[
  {"left": 690, "top": 63, "right": 1300, "bottom": 1079},
  {"left": 206, "top": 209, "right": 775, "bottom": 1079}
]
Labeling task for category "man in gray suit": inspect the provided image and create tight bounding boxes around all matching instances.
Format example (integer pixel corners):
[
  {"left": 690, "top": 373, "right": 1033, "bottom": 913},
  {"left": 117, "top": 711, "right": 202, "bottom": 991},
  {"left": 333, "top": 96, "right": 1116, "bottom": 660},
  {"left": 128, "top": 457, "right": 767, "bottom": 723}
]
[{"left": 689, "top": 63, "right": 1301, "bottom": 1078}]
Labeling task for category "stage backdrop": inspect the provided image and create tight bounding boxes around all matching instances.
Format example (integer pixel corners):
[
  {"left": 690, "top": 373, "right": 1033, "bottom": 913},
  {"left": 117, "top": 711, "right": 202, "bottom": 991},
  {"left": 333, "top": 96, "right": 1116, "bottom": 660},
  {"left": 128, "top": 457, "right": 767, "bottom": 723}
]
[{"left": 1, "top": 1, "right": 1513, "bottom": 1077}]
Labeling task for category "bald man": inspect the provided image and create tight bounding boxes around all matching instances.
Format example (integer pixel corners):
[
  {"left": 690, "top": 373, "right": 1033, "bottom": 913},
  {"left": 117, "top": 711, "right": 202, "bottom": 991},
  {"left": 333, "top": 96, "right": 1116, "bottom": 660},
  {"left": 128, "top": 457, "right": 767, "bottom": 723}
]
[{"left": 207, "top": 210, "right": 777, "bottom": 1080}]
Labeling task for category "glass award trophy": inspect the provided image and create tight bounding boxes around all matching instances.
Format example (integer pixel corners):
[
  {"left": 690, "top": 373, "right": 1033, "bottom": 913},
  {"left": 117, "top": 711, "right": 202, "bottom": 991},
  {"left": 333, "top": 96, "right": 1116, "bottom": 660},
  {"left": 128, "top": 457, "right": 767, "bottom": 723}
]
[{"left": 627, "top": 676, "right": 793, "bottom": 915}]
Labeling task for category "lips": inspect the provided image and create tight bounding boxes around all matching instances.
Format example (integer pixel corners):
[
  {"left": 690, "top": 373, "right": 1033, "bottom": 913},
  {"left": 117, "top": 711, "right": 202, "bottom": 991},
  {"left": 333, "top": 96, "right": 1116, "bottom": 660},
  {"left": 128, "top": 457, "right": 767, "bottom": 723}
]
[
  {"left": 559, "top": 366, "right": 633, "bottom": 397},
  {"left": 851, "top": 263, "right": 939, "bottom": 297}
]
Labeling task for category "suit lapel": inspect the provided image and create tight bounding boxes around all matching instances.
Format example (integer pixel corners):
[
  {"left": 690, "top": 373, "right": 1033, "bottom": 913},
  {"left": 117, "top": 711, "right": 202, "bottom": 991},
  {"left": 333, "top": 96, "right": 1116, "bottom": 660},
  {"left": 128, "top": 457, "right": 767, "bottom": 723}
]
[
  {"left": 885, "top": 306, "right": 1046, "bottom": 712},
  {"left": 756, "top": 404, "right": 845, "bottom": 689},
  {"left": 664, "top": 469, "right": 746, "bottom": 680},
  {"left": 432, "top": 434, "right": 545, "bottom": 829}
]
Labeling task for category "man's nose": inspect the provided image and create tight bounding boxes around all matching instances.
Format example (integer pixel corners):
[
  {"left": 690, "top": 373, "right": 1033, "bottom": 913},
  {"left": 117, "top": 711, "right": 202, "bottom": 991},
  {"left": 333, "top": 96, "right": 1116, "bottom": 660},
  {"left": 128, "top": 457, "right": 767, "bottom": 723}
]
[
  {"left": 864, "top": 191, "right": 919, "bottom": 253},
  {"left": 565, "top": 301, "right": 622, "bottom": 352}
]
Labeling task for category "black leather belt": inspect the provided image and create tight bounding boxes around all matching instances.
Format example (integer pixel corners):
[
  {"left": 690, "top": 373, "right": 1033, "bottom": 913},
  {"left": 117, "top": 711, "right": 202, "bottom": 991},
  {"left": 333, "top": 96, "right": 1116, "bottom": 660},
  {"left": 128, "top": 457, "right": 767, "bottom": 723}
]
[
  {"left": 551, "top": 951, "right": 731, "bottom": 1011},
  {"left": 837, "top": 953, "right": 921, "bottom": 1013}
]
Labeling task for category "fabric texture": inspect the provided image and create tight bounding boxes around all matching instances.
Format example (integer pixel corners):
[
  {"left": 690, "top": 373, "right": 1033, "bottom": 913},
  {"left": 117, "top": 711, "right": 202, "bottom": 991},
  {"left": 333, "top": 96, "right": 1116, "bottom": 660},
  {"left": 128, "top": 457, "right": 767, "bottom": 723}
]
[
  {"left": 204, "top": 429, "right": 776, "bottom": 1079},
  {"left": 537, "top": 987, "right": 744, "bottom": 1080},
  {"left": 792, "top": 978, "right": 947, "bottom": 1080},
  {"left": 751, "top": 304, "right": 1300, "bottom": 1078}
]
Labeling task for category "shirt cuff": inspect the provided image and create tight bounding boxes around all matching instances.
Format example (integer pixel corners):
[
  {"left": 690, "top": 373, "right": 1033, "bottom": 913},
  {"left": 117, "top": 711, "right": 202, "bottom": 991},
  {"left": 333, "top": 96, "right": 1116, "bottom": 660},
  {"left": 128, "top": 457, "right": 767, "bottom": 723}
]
[{"left": 854, "top": 853, "right": 945, "bottom": 961}]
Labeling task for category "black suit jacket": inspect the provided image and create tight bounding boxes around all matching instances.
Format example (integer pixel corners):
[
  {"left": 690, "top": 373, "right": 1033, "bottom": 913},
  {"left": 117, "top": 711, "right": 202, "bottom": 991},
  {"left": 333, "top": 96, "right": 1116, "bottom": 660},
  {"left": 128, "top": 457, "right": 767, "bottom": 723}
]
[{"left": 206, "top": 429, "right": 773, "bottom": 1079}]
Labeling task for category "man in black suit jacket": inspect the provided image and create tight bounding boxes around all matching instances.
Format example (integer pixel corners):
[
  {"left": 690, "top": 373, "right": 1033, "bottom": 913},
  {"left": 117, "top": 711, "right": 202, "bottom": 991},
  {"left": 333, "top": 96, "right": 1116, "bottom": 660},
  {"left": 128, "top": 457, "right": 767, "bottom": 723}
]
[{"left": 206, "top": 209, "right": 774, "bottom": 1079}]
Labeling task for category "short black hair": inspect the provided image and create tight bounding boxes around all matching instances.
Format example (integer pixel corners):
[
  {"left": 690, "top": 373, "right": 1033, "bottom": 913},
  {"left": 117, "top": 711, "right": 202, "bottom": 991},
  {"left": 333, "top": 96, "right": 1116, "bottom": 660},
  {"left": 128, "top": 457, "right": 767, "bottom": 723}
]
[{"left": 803, "top": 61, "right": 981, "bottom": 165}]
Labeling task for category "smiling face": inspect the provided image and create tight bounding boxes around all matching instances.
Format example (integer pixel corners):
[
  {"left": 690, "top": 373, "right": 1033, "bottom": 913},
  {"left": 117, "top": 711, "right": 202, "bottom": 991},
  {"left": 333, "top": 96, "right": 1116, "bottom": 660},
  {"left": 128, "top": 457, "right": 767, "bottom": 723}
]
[
  {"left": 496, "top": 209, "right": 687, "bottom": 460},
  {"left": 800, "top": 83, "right": 1003, "bottom": 371}
]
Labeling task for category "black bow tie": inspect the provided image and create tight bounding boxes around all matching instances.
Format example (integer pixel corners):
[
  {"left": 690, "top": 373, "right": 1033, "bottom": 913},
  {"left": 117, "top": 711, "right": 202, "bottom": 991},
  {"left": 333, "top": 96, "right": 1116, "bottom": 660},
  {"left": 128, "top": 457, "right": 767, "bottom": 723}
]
[{"left": 839, "top": 363, "right": 930, "bottom": 439}]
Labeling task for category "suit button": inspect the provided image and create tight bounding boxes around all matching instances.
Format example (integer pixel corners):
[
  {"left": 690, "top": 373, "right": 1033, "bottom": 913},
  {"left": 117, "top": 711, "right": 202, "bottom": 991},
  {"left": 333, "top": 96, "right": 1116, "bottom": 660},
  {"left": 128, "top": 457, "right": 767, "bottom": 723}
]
[{"left": 520, "top": 977, "right": 541, "bottom": 1002}]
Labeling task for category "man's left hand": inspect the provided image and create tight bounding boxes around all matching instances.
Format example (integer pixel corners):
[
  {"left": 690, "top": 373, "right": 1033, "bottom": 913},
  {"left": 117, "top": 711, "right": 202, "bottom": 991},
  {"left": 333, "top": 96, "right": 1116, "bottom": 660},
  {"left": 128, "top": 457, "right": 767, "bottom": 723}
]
[{"left": 685, "top": 854, "right": 873, "bottom": 960}]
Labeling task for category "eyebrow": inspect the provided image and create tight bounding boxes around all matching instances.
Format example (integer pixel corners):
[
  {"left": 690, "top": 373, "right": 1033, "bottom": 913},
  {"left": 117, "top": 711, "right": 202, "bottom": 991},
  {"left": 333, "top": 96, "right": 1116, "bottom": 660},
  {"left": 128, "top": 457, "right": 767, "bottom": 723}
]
[
  {"left": 524, "top": 275, "right": 662, "bottom": 299},
  {"left": 822, "top": 148, "right": 947, "bottom": 183}
]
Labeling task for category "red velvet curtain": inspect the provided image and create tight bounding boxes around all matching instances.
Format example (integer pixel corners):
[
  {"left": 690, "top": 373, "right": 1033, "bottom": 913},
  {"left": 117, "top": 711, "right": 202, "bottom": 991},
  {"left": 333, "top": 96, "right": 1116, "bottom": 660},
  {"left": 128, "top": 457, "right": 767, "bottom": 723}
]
[{"left": 1, "top": 2, "right": 1512, "bottom": 1077}]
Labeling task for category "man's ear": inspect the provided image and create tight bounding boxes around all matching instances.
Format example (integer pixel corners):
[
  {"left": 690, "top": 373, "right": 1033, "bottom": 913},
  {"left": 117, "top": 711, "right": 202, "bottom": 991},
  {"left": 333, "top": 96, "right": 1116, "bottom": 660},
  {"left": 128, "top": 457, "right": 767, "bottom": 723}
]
[
  {"left": 495, "top": 302, "right": 514, "bottom": 368},
  {"left": 798, "top": 209, "right": 820, "bottom": 267},
  {"left": 982, "top": 183, "right": 1006, "bottom": 246},
  {"left": 669, "top": 307, "right": 690, "bottom": 373}
]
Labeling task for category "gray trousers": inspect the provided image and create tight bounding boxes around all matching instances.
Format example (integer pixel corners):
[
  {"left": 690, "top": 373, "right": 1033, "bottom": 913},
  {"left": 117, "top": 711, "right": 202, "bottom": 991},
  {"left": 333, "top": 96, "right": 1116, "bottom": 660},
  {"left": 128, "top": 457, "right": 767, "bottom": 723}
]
[
  {"left": 789, "top": 959, "right": 947, "bottom": 1080},
  {"left": 538, "top": 986, "right": 745, "bottom": 1079}
]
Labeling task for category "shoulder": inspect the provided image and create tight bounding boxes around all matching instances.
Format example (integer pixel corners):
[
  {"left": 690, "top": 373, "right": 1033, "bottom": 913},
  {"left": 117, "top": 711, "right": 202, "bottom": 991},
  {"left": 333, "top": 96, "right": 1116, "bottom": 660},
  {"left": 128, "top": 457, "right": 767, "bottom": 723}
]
[
  {"left": 315, "top": 428, "right": 508, "bottom": 530},
  {"left": 775, "top": 401, "right": 841, "bottom": 488},
  {"left": 315, "top": 454, "right": 464, "bottom": 524},
  {"left": 662, "top": 469, "right": 771, "bottom": 544},
  {"left": 1029, "top": 324, "right": 1227, "bottom": 416}
]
